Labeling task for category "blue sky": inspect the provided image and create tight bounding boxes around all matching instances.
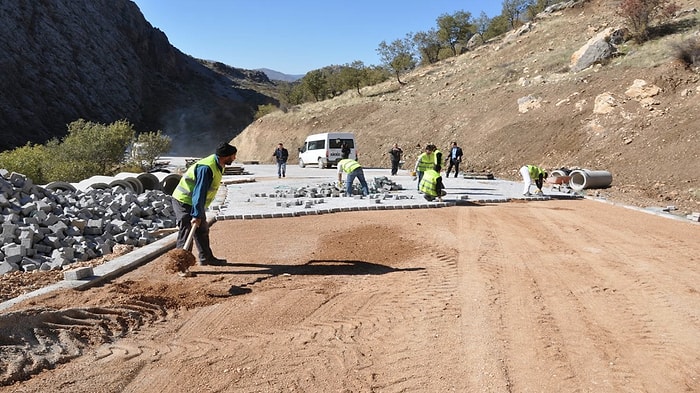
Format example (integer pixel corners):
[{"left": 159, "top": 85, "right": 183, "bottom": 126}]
[{"left": 131, "top": 1, "right": 503, "bottom": 75}]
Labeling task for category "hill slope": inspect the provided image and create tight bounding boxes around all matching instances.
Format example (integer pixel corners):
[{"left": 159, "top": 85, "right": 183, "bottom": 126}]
[
  {"left": 0, "top": 0, "right": 276, "bottom": 156},
  {"left": 232, "top": 0, "right": 699, "bottom": 214}
]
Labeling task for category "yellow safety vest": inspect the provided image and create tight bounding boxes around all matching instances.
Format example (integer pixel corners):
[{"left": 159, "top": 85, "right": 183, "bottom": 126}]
[
  {"left": 338, "top": 159, "right": 361, "bottom": 173},
  {"left": 433, "top": 149, "right": 442, "bottom": 164},
  {"left": 527, "top": 165, "right": 546, "bottom": 180},
  {"left": 172, "top": 154, "right": 222, "bottom": 208},
  {"left": 419, "top": 169, "right": 440, "bottom": 196},
  {"left": 416, "top": 152, "right": 435, "bottom": 172}
]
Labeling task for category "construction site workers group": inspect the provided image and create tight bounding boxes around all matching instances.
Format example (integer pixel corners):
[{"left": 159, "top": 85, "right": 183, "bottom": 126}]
[{"left": 329, "top": 140, "right": 551, "bottom": 201}]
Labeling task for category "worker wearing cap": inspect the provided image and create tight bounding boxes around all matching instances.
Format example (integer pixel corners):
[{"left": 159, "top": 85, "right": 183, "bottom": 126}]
[
  {"left": 419, "top": 164, "right": 447, "bottom": 202},
  {"left": 172, "top": 142, "right": 237, "bottom": 265},
  {"left": 520, "top": 164, "right": 548, "bottom": 196},
  {"left": 337, "top": 152, "right": 369, "bottom": 197}
]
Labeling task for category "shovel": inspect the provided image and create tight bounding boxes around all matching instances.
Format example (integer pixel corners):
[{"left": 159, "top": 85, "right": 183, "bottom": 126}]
[{"left": 165, "top": 221, "right": 199, "bottom": 276}]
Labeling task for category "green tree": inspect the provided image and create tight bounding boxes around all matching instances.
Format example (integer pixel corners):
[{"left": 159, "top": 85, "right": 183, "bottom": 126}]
[
  {"left": 484, "top": 14, "right": 510, "bottom": 40},
  {"left": 412, "top": 29, "right": 442, "bottom": 64},
  {"left": 502, "top": 0, "right": 532, "bottom": 29},
  {"left": 301, "top": 70, "right": 329, "bottom": 101},
  {"left": 0, "top": 143, "right": 48, "bottom": 184},
  {"left": 129, "top": 130, "right": 172, "bottom": 170},
  {"left": 436, "top": 11, "right": 474, "bottom": 56},
  {"left": 47, "top": 119, "right": 135, "bottom": 181},
  {"left": 473, "top": 11, "right": 492, "bottom": 43},
  {"left": 377, "top": 35, "right": 416, "bottom": 85},
  {"left": 339, "top": 61, "right": 368, "bottom": 95}
]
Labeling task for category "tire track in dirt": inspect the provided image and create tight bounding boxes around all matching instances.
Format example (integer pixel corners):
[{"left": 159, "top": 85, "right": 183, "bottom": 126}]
[
  {"left": 0, "top": 299, "right": 166, "bottom": 386},
  {"left": 528, "top": 202, "right": 700, "bottom": 392},
  {"left": 456, "top": 205, "right": 582, "bottom": 392},
  {"left": 209, "top": 245, "right": 467, "bottom": 392}
]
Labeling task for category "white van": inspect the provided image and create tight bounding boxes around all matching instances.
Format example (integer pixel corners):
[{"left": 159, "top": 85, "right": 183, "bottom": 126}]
[{"left": 298, "top": 132, "right": 357, "bottom": 168}]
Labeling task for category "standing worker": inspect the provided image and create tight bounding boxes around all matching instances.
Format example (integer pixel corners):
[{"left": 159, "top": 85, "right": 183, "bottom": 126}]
[
  {"left": 519, "top": 164, "right": 548, "bottom": 196},
  {"left": 171, "top": 142, "right": 238, "bottom": 265},
  {"left": 388, "top": 143, "right": 403, "bottom": 176},
  {"left": 272, "top": 142, "right": 289, "bottom": 178},
  {"left": 414, "top": 145, "right": 436, "bottom": 190},
  {"left": 431, "top": 144, "right": 443, "bottom": 172},
  {"left": 445, "top": 141, "right": 463, "bottom": 178},
  {"left": 337, "top": 152, "right": 369, "bottom": 196},
  {"left": 419, "top": 164, "right": 447, "bottom": 202}
]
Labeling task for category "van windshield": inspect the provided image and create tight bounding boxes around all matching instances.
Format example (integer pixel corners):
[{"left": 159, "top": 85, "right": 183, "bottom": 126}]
[{"left": 329, "top": 139, "right": 354, "bottom": 149}]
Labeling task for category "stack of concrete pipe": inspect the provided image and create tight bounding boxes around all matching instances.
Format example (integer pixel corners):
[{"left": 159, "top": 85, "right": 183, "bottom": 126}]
[
  {"left": 0, "top": 169, "right": 182, "bottom": 276},
  {"left": 549, "top": 168, "right": 613, "bottom": 191}
]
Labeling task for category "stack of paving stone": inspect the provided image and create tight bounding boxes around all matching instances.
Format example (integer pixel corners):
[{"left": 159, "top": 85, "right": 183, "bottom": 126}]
[{"left": 0, "top": 170, "right": 176, "bottom": 275}]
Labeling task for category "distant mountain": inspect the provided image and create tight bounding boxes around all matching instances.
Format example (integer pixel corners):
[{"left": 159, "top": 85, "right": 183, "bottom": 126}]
[{"left": 257, "top": 68, "right": 305, "bottom": 82}]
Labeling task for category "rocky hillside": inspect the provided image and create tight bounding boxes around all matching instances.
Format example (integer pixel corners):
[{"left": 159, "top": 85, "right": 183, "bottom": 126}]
[
  {"left": 0, "top": 0, "right": 276, "bottom": 156},
  {"left": 232, "top": 0, "right": 700, "bottom": 214}
]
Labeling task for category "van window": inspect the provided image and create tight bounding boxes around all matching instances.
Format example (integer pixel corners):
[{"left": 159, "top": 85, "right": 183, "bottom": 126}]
[
  {"left": 329, "top": 138, "right": 354, "bottom": 149},
  {"left": 308, "top": 140, "right": 325, "bottom": 150}
]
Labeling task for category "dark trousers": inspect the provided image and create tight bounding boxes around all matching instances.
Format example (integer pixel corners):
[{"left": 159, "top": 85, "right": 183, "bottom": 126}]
[
  {"left": 172, "top": 198, "right": 213, "bottom": 262},
  {"left": 446, "top": 159, "right": 460, "bottom": 178},
  {"left": 390, "top": 159, "right": 400, "bottom": 175}
]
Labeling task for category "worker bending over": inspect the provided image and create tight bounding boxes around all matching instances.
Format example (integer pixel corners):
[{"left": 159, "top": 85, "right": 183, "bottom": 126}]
[
  {"left": 419, "top": 164, "right": 447, "bottom": 202},
  {"left": 337, "top": 152, "right": 369, "bottom": 197},
  {"left": 519, "top": 164, "right": 548, "bottom": 196}
]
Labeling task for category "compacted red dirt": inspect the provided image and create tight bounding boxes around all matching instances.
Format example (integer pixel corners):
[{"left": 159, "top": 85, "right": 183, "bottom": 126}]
[{"left": 1, "top": 199, "right": 699, "bottom": 392}]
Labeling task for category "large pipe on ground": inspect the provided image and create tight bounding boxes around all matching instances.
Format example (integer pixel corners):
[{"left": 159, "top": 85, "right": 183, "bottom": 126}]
[
  {"left": 112, "top": 174, "right": 143, "bottom": 194},
  {"left": 115, "top": 172, "right": 161, "bottom": 191},
  {"left": 152, "top": 172, "right": 182, "bottom": 195},
  {"left": 43, "top": 181, "right": 77, "bottom": 192},
  {"left": 74, "top": 175, "right": 134, "bottom": 192},
  {"left": 569, "top": 169, "right": 613, "bottom": 191}
]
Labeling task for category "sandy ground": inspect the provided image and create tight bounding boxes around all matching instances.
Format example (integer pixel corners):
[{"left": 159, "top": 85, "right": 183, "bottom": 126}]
[{"left": 1, "top": 198, "right": 699, "bottom": 392}]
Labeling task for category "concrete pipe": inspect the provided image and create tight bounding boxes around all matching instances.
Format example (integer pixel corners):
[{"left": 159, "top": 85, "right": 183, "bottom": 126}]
[
  {"left": 569, "top": 169, "right": 613, "bottom": 191},
  {"left": 115, "top": 172, "right": 161, "bottom": 192},
  {"left": 152, "top": 172, "right": 181, "bottom": 195},
  {"left": 113, "top": 174, "right": 143, "bottom": 194},
  {"left": 43, "top": 181, "right": 77, "bottom": 192},
  {"left": 74, "top": 176, "right": 134, "bottom": 192}
]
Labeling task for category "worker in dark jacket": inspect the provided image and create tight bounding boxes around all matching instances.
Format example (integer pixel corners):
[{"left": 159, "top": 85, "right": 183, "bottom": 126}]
[
  {"left": 445, "top": 141, "right": 463, "bottom": 178},
  {"left": 272, "top": 142, "right": 289, "bottom": 178},
  {"left": 171, "top": 142, "right": 237, "bottom": 265}
]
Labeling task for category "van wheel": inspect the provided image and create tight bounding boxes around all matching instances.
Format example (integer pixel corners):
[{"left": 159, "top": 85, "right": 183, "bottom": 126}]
[
  {"left": 299, "top": 159, "right": 305, "bottom": 168},
  {"left": 318, "top": 159, "right": 324, "bottom": 169}
]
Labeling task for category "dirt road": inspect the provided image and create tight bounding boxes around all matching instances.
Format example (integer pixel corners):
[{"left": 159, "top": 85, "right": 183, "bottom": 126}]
[{"left": 1, "top": 199, "right": 698, "bottom": 392}]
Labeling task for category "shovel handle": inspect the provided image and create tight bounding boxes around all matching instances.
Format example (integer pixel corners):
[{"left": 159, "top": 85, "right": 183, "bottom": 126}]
[{"left": 183, "top": 221, "right": 199, "bottom": 251}]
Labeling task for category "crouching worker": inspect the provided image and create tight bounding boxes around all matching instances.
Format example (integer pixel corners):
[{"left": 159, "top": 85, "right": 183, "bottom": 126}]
[
  {"left": 419, "top": 164, "right": 447, "bottom": 202},
  {"left": 337, "top": 152, "right": 369, "bottom": 197},
  {"left": 519, "top": 164, "right": 548, "bottom": 196}
]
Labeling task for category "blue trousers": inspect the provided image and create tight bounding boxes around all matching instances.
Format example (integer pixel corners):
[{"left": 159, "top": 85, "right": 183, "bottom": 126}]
[{"left": 346, "top": 168, "right": 369, "bottom": 196}]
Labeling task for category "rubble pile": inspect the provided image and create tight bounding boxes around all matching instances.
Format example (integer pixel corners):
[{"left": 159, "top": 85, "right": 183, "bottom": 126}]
[{"left": 0, "top": 170, "right": 176, "bottom": 275}]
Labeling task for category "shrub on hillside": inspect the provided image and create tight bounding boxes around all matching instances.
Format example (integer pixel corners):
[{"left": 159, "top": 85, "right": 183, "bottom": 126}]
[
  {"left": 255, "top": 104, "right": 279, "bottom": 120},
  {"left": 618, "top": 0, "right": 680, "bottom": 43},
  {"left": 671, "top": 37, "right": 700, "bottom": 70}
]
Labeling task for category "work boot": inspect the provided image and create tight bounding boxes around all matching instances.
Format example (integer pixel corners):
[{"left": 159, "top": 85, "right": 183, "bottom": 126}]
[{"left": 200, "top": 256, "right": 227, "bottom": 266}]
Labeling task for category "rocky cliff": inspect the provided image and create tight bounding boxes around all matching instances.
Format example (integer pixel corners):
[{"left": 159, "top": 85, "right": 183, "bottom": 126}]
[{"left": 0, "top": 0, "right": 275, "bottom": 156}]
